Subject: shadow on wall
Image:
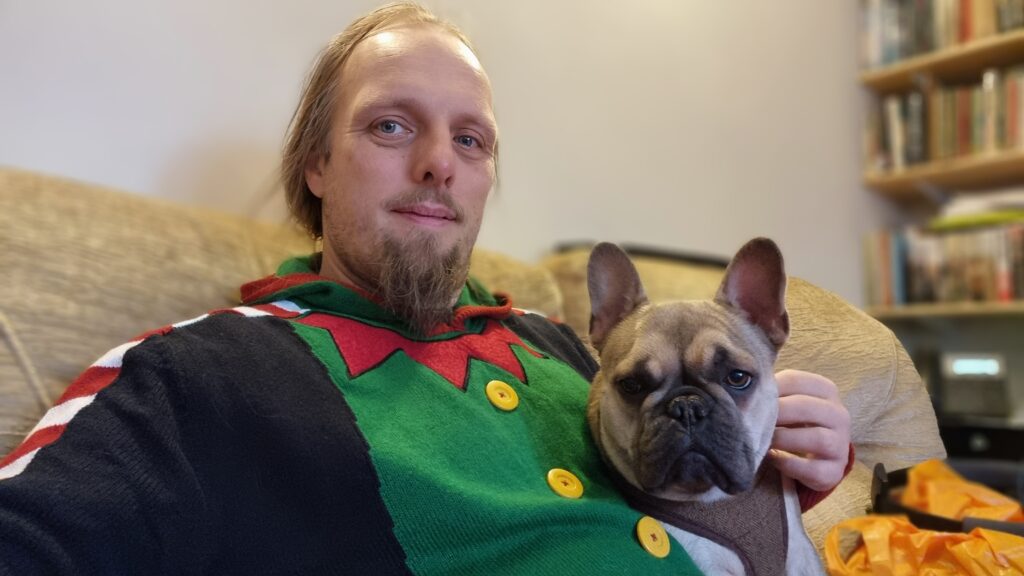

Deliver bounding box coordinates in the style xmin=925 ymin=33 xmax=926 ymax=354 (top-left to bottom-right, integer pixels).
xmin=156 ymin=141 xmax=291 ymax=225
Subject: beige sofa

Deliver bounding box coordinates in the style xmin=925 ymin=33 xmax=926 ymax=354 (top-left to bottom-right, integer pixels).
xmin=0 ymin=167 xmax=946 ymax=554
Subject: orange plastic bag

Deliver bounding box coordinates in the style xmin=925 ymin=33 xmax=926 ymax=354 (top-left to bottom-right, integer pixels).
xmin=826 ymin=459 xmax=1024 ymax=575
xmin=901 ymin=460 xmax=1024 ymax=523
xmin=825 ymin=515 xmax=1024 ymax=575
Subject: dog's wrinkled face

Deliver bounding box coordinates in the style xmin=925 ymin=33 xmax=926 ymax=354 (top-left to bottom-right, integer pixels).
xmin=586 ymin=239 xmax=789 ymax=503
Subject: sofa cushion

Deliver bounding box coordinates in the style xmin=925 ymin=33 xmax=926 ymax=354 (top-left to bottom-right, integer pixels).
xmin=0 ymin=310 xmax=49 ymax=454
xmin=469 ymin=250 xmax=563 ymax=319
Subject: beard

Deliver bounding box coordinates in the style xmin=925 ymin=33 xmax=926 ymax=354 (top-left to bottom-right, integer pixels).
xmin=317 ymin=187 xmax=475 ymax=336
xmin=372 ymin=232 xmax=468 ymax=336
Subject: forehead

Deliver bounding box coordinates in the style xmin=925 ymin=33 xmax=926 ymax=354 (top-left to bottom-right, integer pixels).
xmin=337 ymin=24 xmax=494 ymax=119
xmin=618 ymin=303 xmax=772 ymax=378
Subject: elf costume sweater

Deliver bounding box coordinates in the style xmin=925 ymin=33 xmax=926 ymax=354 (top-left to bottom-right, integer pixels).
xmin=0 ymin=256 xmax=711 ymax=575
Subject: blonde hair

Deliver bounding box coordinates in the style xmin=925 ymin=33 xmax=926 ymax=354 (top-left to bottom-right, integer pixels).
xmin=281 ymin=2 xmax=477 ymax=238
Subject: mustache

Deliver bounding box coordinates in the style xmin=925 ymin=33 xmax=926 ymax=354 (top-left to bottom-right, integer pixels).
xmin=384 ymin=188 xmax=464 ymax=222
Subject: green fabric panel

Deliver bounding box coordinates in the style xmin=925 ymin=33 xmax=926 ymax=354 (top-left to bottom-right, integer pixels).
xmin=275 ymin=254 xmax=319 ymax=275
xmin=291 ymin=321 xmax=701 ymax=575
xmin=267 ymin=255 xmax=498 ymax=318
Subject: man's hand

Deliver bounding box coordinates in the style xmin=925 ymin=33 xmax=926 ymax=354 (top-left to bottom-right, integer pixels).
xmin=768 ymin=369 xmax=851 ymax=492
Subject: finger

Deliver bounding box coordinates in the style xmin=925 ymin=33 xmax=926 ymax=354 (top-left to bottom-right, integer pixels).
xmin=768 ymin=449 xmax=845 ymax=492
xmin=776 ymin=395 xmax=849 ymax=429
xmin=775 ymin=369 xmax=839 ymax=401
xmin=772 ymin=427 xmax=847 ymax=461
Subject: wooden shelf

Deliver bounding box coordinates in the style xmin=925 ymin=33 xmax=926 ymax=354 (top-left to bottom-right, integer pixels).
xmin=863 ymin=149 xmax=1024 ymax=199
xmin=868 ymin=300 xmax=1024 ymax=320
xmin=861 ymin=29 xmax=1024 ymax=93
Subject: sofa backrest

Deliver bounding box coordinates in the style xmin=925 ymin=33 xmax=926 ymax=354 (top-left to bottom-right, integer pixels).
xmin=0 ymin=167 xmax=562 ymax=456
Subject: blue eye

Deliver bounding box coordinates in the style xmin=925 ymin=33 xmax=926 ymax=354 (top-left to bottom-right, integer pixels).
xmin=377 ymin=120 xmax=406 ymax=135
xmin=455 ymin=134 xmax=478 ymax=148
xmin=724 ymin=370 xmax=753 ymax=390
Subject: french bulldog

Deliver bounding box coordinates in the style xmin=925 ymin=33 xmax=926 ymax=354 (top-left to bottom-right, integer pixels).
xmin=585 ymin=238 xmax=823 ymax=576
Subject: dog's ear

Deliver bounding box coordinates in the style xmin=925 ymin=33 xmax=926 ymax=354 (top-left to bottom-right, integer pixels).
xmin=714 ymin=237 xmax=789 ymax=350
xmin=588 ymin=243 xmax=649 ymax=351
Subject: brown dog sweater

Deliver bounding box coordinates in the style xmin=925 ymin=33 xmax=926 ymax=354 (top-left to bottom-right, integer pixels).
xmin=613 ymin=463 xmax=789 ymax=576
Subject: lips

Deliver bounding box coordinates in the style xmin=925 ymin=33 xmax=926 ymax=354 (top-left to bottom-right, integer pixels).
xmin=391 ymin=202 xmax=457 ymax=222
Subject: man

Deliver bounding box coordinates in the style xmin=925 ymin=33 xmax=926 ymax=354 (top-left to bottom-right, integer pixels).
xmin=0 ymin=3 xmax=850 ymax=574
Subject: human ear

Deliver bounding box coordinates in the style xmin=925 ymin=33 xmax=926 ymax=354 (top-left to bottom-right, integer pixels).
xmin=304 ymin=153 xmax=327 ymax=199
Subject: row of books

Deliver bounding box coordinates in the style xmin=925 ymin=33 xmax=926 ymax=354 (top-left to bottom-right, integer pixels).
xmin=862 ymin=0 xmax=1021 ymax=69
xmin=864 ymin=66 xmax=1024 ymax=172
xmin=864 ymin=222 xmax=1024 ymax=306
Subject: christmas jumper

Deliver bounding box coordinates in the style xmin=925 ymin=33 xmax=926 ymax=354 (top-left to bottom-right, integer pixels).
xmin=0 ymin=256 xmax=708 ymax=575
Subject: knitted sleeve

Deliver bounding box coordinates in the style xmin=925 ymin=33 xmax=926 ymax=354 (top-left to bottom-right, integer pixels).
xmin=795 ymin=443 xmax=857 ymax=512
xmin=0 ymin=334 xmax=213 ymax=575
xmin=0 ymin=312 xmax=418 ymax=576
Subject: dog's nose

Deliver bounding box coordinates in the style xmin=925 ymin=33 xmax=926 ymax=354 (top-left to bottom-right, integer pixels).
xmin=667 ymin=389 xmax=711 ymax=426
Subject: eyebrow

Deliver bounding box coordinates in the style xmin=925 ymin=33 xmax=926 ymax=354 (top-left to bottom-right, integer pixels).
xmin=709 ymin=344 xmax=756 ymax=372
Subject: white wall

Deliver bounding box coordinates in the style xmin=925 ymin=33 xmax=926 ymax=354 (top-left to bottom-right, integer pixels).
xmin=0 ymin=1 xmax=897 ymax=305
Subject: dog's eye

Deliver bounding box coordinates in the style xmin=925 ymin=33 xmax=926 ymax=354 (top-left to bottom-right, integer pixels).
xmin=724 ymin=370 xmax=753 ymax=390
xmin=616 ymin=376 xmax=644 ymax=395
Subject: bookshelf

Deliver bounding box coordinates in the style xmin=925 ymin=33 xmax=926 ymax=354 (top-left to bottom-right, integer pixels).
xmin=868 ymin=299 xmax=1024 ymax=320
xmin=860 ymin=2 xmax=1024 ymax=436
xmin=861 ymin=2 xmax=1024 ymax=314
xmin=861 ymin=28 xmax=1024 ymax=93
xmin=861 ymin=3 xmax=1024 ymax=203
xmin=864 ymin=148 xmax=1024 ymax=197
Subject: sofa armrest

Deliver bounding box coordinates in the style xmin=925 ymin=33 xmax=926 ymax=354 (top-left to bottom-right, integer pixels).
xmin=777 ymin=278 xmax=947 ymax=471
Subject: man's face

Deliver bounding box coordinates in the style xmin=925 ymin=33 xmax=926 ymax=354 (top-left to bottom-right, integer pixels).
xmin=306 ymin=24 xmax=497 ymax=310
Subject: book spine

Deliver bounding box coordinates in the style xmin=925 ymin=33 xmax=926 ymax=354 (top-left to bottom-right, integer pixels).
xmin=996 ymin=227 xmax=1013 ymax=301
xmin=865 ymin=0 xmax=883 ymax=68
xmin=892 ymin=230 xmax=908 ymax=305
xmin=982 ymin=69 xmax=1000 ymax=152
xmin=883 ymin=0 xmax=902 ymax=64
xmin=886 ymin=95 xmax=908 ymax=170
xmin=972 ymin=86 xmax=983 ymax=154
xmin=907 ymin=92 xmax=927 ymax=163
xmin=1011 ymin=224 xmax=1024 ymax=299
xmin=880 ymin=231 xmax=894 ymax=306
xmin=947 ymin=88 xmax=954 ymax=157
xmin=864 ymin=232 xmax=882 ymax=306
xmin=958 ymin=88 xmax=971 ymax=156
xmin=951 ymin=0 xmax=963 ymax=45
xmin=961 ymin=0 xmax=973 ymax=42
xmin=1006 ymin=70 xmax=1018 ymax=148
xmin=1016 ymin=69 xmax=1024 ymax=149
xmin=929 ymin=88 xmax=943 ymax=160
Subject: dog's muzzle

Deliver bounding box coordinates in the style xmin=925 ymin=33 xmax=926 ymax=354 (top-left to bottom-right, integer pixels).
xmin=666 ymin=387 xmax=713 ymax=429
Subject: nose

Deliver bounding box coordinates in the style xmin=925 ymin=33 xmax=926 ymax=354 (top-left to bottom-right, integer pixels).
xmin=667 ymin=388 xmax=712 ymax=427
xmin=412 ymin=130 xmax=455 ymax=189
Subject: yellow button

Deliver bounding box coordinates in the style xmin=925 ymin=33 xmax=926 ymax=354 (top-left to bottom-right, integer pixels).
xmin=636 ymin=516 xmax=670 ymax=558
xmin=546 ymin=468 xmax=584 ymax=499
xmin=485 ymin=380 xmax=519 ymax=411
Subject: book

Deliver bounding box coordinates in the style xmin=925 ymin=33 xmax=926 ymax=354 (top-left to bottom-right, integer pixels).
xmin=865 ymin=215 xmax=1024 ymax=306
xmin=862 ymin=0 xmax=1003 ymax=65
xmin=982 ymin=69 xmax=1001 ymax=152
xmin=1005 ymin=68 xmax=1019 ymax=148
xmin=907 ymin=91 xmax=928 ymax=163
xmin=886 ymin=95 xmax=908 ymax=170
